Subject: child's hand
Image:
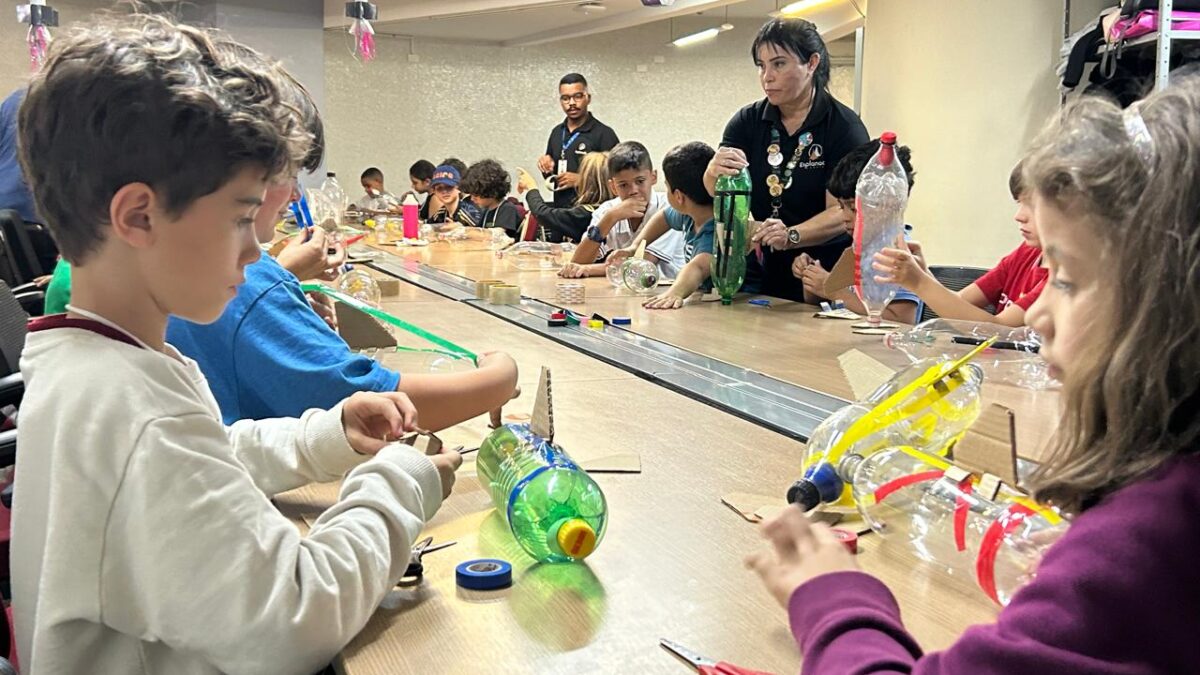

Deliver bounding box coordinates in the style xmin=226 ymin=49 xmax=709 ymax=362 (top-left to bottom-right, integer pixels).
xmin=429 ymin=445 xmax=463 ymax=499
xmin=745 ymin=505 xmax=858 ymax=608
xmin=516 ymin=168 xmax=539 ymax=194
xmin=611 ymin=196 xmax=648 ymax=222
xmin=644 ymin=291 xmax=685 ymax=310
xmin=305 ymin=290 xmax=338 ymax=331
xmin=907 ymin=240 xmax=929 ymax=271
xmin=278 ymin=228 xmax=345 ymax=281
xmin=607 ymin=248 xmax=634 ymax=266
xmin=341 ymin=391 xmax=419 ymax=455
xmin=558 ymin=262 xmax=587 ymax=278
xmin=873 ymin=239 xmax=928 ymax=290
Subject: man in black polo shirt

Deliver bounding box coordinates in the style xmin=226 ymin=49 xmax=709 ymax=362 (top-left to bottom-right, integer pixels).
xmin=537 ymin=73 xmax=620 ymax=212
xmin=705 ymin=18 xmax=868 ymax=302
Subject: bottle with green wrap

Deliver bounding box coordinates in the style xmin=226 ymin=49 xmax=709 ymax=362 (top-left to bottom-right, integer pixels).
xmin=712 ymin=168 xmax=752 ymax=305
xmin=476 ymin=423 xmax=608 ymax=563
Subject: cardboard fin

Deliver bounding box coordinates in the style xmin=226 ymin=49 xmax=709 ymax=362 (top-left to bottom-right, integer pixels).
xmin=951 ymin=403 xmax=1019 ymax=484
xmin=530 ymin=366 xmax=554 ymax=441
xmin=823 ymin=248 xmax=856 ymax=297
xmin=336 ymin=302 xmax=398 ymax=350
xmin=838 ymin=349 xmax=896 ymax=401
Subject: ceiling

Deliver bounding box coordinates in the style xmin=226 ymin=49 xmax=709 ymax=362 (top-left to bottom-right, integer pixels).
xmin=325 ymin=0 xmax=866 ymax=47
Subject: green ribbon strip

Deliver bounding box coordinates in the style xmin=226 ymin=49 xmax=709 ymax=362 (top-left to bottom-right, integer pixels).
xmin=302 ymin=283 xmax=478 ymax=364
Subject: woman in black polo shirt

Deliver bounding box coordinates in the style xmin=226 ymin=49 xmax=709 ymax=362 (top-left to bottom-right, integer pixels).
xmin=704 ymin=18 xmax=868 ymax=302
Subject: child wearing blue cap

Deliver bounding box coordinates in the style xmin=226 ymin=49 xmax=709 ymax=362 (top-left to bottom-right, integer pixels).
xmin=420 ymin=163 xmax=480 ymax=227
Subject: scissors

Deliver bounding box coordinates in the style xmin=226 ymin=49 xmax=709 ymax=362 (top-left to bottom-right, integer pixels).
xmin=660 ymin=638 xmax=776 ymax=675
xmin=397 ymin=537 xmax=457 ymax=587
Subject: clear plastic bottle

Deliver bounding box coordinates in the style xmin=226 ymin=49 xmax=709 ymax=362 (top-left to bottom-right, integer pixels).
xmin=787 ymin=358 xmax=984 ymax=511
xmin=885 ymin=318 xmax=1054 ymax=390
xmin=713 ymin=168 xmax=752 ymax=305
xmin=854 ymin=132 xmax=908 ymax=326
xmin=320 ymin=172 xmax=350 ymax=225
xmin=841 ymin=446 xmax=1067 ymax=606
xmin=476 ymin=424 xmax=608 ymax=563
xmin=336 ymin=264 xmax=381 ymax=308
xmin=621 ymin=258 xmax=659 ymax=295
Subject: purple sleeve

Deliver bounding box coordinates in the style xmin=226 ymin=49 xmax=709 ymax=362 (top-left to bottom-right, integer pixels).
xmin=788 ymin=463 xmax=1200 ymax=674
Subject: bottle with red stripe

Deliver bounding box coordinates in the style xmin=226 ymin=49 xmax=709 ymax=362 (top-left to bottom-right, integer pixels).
xmin=840 ymin=446 xmax=1067 ymax=605
xmin=853 ymin=132 xmax=907 ymax=327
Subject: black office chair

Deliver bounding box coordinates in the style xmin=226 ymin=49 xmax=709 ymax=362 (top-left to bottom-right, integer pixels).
xmin=918 ymin=265 xmax=991 ymax=323
xmin=0 ymin=211 xmax=43 ymax=286
xmin=0 ymin=280 xmax=29 ymax=498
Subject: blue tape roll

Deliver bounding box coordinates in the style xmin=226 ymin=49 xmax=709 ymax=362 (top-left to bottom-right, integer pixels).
xmin=456 ymin=559 xmax=513 ymax=591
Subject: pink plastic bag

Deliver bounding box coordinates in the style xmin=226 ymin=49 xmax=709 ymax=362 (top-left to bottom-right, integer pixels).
xmin=1110 ymin=9 xmax=1200 ymax=42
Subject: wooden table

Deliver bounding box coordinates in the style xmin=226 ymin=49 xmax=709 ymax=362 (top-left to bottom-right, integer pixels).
xmin=276 ymin=276 xmax=1001 ymax=674
xmin=366 ymin=237 xmax=1060 ymax=462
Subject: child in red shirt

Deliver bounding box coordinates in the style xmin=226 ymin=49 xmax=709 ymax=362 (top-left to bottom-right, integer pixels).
xmin=873 ymin=161 xmax=1046 ymax=326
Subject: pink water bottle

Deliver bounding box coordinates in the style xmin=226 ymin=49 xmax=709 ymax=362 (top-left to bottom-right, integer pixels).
xmin=402 ymin=193 xmax=419 ymax=239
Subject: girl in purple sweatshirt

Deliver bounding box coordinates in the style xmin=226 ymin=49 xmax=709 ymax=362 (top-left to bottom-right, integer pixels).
xmin=746 ymin=72 xmax=1200 ymax=674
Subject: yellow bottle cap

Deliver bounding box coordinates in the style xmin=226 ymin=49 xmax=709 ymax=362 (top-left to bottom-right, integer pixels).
xmin=555 ymin=519 xmax=597 ymax=559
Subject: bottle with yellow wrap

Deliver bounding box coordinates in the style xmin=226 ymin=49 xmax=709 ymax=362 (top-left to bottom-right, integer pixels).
xmin=477 ymin=424 xmax=608 ymax=563
xmin=787 ymin=341 xmax=994 ymax=512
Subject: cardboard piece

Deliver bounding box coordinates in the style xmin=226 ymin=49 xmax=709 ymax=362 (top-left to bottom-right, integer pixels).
xmin=951 ymin=403 xmax=1019 ymax=484
xmin=633 ymin=240 xmax=647 ymax=260
xmin=851 ymin=326 xmax=896 ymax=336
xmin=336 ymin=302 xmax=398 ymax=350
xmin=978 ymin=473 xmax=1003 ymax=501
xmin=399 ymin=430 xmax=443 ymax=456
xmin=813 ymin=308 xmax=862 ymax=321
xmin=267 ymin=238 xmax=290 ymax=258
xmin=722 ymin=492 xmax=789 ymax=523
xmin=530 ymin=366 xmax=554 ymax=441
xmin=837 ymin=349 xmax=896 ymax=401
xmin=377 ymin=277 xmax=401 ymax=297
xmin=822 ymin=248 xmax=856 ymax=297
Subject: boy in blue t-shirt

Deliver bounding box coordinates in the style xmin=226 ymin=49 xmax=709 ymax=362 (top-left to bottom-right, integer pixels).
xmin=608 ymin=141 xmax=727 ymax=309
xmin=792 ymin=138 xmax=923 ymax=324
xmin=166 ymin=57 xmax=518 ymax=429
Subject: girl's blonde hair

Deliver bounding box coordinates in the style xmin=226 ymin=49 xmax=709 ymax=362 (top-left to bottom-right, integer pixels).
xmin=1024 ymin=70 xmax=1200 ymax=512
xmin=574 ymin=151 xmax=613 ymax=208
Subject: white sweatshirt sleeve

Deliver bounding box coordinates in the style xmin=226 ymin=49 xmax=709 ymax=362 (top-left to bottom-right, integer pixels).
xmin=101 ymin=412 xmax=443 ymax=675
xmin=225 ymin=403 xmax=365 ymax=497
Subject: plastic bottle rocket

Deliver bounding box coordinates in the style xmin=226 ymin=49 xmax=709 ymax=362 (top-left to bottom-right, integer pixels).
xmin=839 ymin=445 xmax=1066 ymax=605
xmin=320 ymin=172 xmax=349 ymax=225
xmin=712 ymin=168 xmax=752 ymax=305
xmin=402 ymin=193 xmax=420 ymax=239
xmin=620 ymin=241 xmax=658 ymax=295
xmin=854 ymin=132 xmax=908 ymax=327
xmin=335 ymin=264 xmax=381 ymax=308
xmin=786 ymin=339 xmax=996 ymax=512
xmin=885 ymin=318 xmax=1054 ymax=390
xmin=476 ymin=368 xmax=608 ymax=563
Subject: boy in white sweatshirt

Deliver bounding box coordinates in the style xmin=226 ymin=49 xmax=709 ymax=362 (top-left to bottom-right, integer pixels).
xmin=11 ymin=13 xmax=462 ymax=675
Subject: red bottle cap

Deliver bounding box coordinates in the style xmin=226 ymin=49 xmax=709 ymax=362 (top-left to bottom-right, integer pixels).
xmin=881 ymin=131 xmax=897 ymax=145
xmin=831 ymin=528 xmax=858 ymax=554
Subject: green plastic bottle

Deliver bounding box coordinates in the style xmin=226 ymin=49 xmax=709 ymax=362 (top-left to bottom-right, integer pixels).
xmin=476 ymin=424 xmax=608 ymax=563
xmin=712 ymin=168 xmax=752 ymax=305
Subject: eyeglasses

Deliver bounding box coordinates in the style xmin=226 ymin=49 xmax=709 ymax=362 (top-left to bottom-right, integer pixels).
xmin=559 ymin=93 xmax=588 ymax=104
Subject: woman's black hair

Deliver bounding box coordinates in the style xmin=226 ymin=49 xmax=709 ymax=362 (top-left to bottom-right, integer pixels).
xmin=751 ymin=18 xmax=831 ymax=92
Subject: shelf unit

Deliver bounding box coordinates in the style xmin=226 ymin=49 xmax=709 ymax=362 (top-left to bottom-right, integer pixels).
xmin=1069 ymin=0 xmax=1200 ymax=90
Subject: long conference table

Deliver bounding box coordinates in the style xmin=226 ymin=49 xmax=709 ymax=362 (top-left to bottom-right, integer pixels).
xmin=275 ymin=231 xmax=1061 ymax=674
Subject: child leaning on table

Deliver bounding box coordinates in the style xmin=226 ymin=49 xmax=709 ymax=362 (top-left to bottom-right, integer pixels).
xmin=12 ymin=13 xmax=462 ymax=674
xmin=746 ymin=73 xmax=1200 ymax=673
xmin=164 ymin=44 xmax=518 ymax=429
